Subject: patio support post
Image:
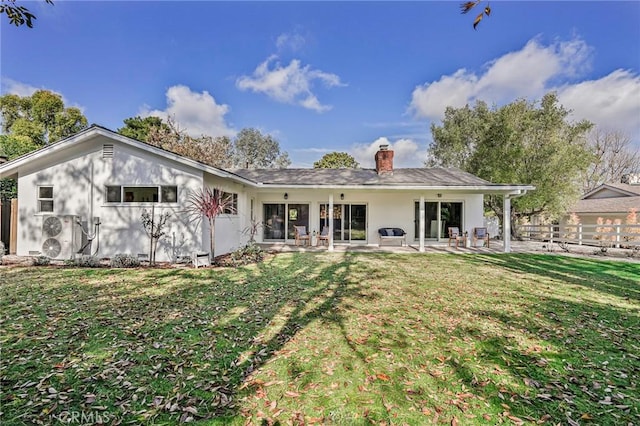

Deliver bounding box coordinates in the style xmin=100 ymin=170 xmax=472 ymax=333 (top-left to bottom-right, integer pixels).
xmin=419 ymin=195 xmax=425 ymax=252
xmin=503 ymin=195 xmax=511 ymax=253
xmin=328 ymin=193 xmax=334 ymax=251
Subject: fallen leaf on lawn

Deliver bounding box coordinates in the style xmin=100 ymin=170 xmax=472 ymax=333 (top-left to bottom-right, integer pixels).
xmin=285 ymin=391 xmax=300 ymax=398
xmin=376 ymin=373 xmax=391 ymax=381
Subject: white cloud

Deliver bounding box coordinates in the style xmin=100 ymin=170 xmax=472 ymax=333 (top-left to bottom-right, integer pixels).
xmin=409 ymin=35 xmax=639 ymax=145
xmin=409 ymin=37 xmax=594 ymax=121
xmin=140 ymin=85 xmax=235 ymax=138
xmin=236 ymin=55 xmax=345 ymax=112
xmin=276 ymin=30 xmax=306 ymax=52
xmin=1 ymin=77 xmax=80 ymax=110
xmin=1 ymin=78 xmax=41 ymax=97
xmin=351 ymin=137 xmax=426 ymax=168
xmin=557 ymin=69 xmax=640 ymax=141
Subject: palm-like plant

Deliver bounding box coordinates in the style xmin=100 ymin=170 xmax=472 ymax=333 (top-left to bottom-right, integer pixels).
xmin=185 ymin=187 xmax=236 ymax=263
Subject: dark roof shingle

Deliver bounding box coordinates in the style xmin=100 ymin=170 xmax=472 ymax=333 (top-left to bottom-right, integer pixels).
xmin=230 ymin=167 xmax=495 ymax=187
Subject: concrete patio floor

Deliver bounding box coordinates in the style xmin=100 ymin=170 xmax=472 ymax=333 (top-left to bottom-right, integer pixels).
xmin=259 ymin=240 xmax=640 ymax=262
xmin=261 ymin=240 xmax=517 ymax=254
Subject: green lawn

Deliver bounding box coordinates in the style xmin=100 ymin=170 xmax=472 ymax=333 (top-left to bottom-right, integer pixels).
xmin=1 ymin=253 xmax=638 ymax=425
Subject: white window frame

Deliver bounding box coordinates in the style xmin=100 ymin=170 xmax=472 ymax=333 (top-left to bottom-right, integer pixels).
xmin=104 ymin=185 xmax=179 ymax=204
xmin=37 ymin=185 xmax=54 ymax=213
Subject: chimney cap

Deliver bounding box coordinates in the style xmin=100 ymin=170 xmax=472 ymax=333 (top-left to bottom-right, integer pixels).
xmin=379 ymin=144 xmax=389 ymax=151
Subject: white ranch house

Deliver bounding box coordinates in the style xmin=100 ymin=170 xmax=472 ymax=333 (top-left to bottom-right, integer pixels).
xmin=0 ymin=126 xmax=533 ymax=261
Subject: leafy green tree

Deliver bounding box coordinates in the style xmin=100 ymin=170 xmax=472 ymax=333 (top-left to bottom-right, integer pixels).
xmin=0 ymin=90 xmax=87 ymax=146
xmin=119 ymin=116 xmax=234 ymax=168
xmin=313 ymin=151 xmax=360 ymax=169
xmin=427 ymin=93 xmax=594 ymax=234
xmin=0 ymin=134 xmax=39 ymax=160
xmin=0 ymin=134 xmax=40 ymax=199
xmin=233 ymin=128 xmax=290 ymax=169
xmin=117 ymin=116 xmax=169 ymax=141
xmin=1 ymin=0 xmax=53 ymax=28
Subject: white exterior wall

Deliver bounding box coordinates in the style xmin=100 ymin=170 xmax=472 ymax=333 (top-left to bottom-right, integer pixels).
xmin=202 ymin=175 xmax=251 ymax=256
xmin=254 ymin=189 xmax=485 ymax=244
xmin=16 ymin=135 xmax=206 ymax=261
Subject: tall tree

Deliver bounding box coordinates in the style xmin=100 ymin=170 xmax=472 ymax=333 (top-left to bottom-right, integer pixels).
xmin=427 ymin=93 xmax=594 ymax=234
xmin=0 ymin=90 xmax=88 ymax=146
xmin=581 ymin=129 xmax=640 ymax=193
xmin=233 ymin=128 xmax=290 ymax=169
xmin=117 ymin=116 xmax=169 ymax=141
xmin=1 ymin=0 xmax=53 ymax=28
xmin=118 ymin=116 xmax=234 ymax=169
xmin=313 ymin=151 xmax=360 ymax=169
xmin=0 ymin=134 xmax=40 ymax=199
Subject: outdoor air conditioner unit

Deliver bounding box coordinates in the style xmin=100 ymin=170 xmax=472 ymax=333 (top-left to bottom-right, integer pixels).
xmin=41 ymin=215 xmax=82 ymax=259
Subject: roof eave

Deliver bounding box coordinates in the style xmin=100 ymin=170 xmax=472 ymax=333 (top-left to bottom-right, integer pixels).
xmin=253 ymin=183 xmax=534 ymax=193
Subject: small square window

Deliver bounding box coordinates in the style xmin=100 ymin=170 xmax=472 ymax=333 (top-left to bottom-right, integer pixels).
xmin=161 ymin=186 xmax=178 ymax=203
xmin=106 ymin=186 xmax=122 ymax=203
xmin=39 ymin=187 xmax=53 ymax=199
xmin=38 ymin=186 xmax=54 ymax=212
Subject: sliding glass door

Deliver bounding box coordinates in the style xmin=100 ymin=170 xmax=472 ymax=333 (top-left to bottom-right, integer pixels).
xmin=263 ymin=203 xmax=309 ymax=241
xmin=414 ymin=201 xmax=463 ymax=240
xmin=319 ymin=204 xmax=367 ymax=242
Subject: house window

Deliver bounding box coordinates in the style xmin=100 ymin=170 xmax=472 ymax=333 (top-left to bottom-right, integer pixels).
xmin=105 ymin=185 xmax=179 ymax=203
xmin=123 ymin=187 xmax=158 ymax=202
xmin=161 ymin=186 xmax=178 ymax=203
xmin=414 ymin=201 xmax=463 ymax=239
xmin=263 ymin=203 xmax=310 ymax=240
xmin=223 ymin=192 xmax=238 ymax=214
xmin=38 ymin=186 xmax=54 ymax=212
xmin=106 ymin=186 xmax=121 ymax=203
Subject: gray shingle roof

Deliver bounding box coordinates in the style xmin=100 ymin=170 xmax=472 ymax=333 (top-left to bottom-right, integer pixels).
xmin=230 ymin=167 xmax=497 ymax=187
xmin=571 ymin=196 xmax=640 ymax=214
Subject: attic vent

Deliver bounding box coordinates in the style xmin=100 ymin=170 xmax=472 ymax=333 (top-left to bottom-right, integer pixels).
xmin=102 ymin=144 xmax=114 ymax=159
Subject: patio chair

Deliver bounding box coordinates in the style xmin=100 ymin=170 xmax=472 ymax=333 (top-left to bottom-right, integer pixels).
xmin=317 ymin=226 xmax=330 ymax=246
xmin=294 ymin=225 xmax=310 ymax=246
xmin=472 ymin=227 xmax=490 ymax=248
xmin=448 ymin=227 xmax=464 ymax=248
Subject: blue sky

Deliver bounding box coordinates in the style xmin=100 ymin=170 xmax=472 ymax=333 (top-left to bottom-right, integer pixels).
xmin=2 ymin=1 xmax=639 ymax=167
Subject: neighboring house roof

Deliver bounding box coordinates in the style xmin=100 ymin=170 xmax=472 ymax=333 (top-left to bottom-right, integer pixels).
xmin=0 ymin=125 xmax=533 ymax=194
xmin=582 ymin=182 xmax=640 ymax=199
xmin=571 ymin=196 xmax=640 ymax=214
xmin=569 ymin=181 xmax=640 ymax=214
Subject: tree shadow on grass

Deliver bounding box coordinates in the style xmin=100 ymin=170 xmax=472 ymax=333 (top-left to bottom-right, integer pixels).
xmin=0 ymin=252 xmax=374 ymax=424
xmin=444 ymin=254 xmax=640 ymax=424
xmin=470 ymin=254 xmax=639 ymax=301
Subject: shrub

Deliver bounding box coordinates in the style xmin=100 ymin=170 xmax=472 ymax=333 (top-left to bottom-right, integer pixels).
xmin=65 ymin=255 xmax=102 ymax=268
xmin=33 ymin=255 xmax=51 ymax=266
xmin=222 ymin=242 xmax=265 ymax=267
xmin=110 ymin=254 xmax=141 ymax=268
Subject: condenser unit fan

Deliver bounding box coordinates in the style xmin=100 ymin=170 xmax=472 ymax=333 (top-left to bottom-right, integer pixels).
xmin=42 ymin=238 xmax=62 ymax=258
xmin=43 ymin=216 xmax=63 ymax=237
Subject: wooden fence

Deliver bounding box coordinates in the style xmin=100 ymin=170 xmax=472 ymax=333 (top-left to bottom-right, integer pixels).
xmin=515 ymin=223 xmax=640 ymax=249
